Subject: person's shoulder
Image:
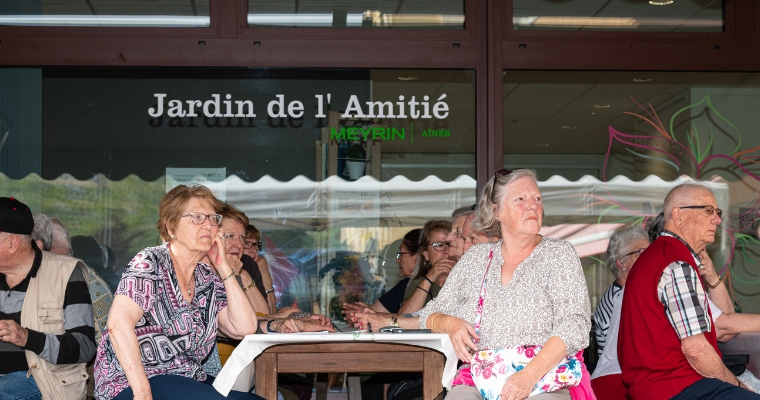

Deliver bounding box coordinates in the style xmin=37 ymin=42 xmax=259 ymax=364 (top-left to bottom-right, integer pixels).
xmin=539 ymin=237 xmax=578 ymax=254
xmin=125 ymin=244 xmax=168 ymax=273
xmin=464 ymin=240 xmax=498 ymax=259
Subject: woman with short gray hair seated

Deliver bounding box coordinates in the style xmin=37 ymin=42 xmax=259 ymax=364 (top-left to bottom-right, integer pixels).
xmin=593 ymin=226 xmax=649 ymax=356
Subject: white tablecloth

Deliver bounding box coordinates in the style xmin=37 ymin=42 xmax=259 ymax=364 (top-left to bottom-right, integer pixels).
xmin=212 ymin=332 xmax=457 ymax=396
xmin=718 ymin=332 xmax=760 ymax=377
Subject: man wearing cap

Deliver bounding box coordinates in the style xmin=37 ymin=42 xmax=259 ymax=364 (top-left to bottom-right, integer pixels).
xmin=0 ymin=197 xmax=96 ymax=400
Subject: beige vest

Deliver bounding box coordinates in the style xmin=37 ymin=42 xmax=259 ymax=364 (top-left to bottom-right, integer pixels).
xmin=21 ymin=251 xmax=89 ymax=400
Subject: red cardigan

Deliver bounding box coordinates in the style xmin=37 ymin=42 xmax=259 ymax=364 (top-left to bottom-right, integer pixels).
xmin=619 ymin=236 xmax=720 ymax=400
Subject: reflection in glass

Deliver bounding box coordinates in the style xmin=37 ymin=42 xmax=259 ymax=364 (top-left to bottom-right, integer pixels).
xmin=513 ymin=0 xmax=723 ymax=32
xmin=503 ymin=70 xmax=760 ymax=312
xmin=0 ymin=0 xmax=209 ymax=27
xmin=248 ymin=1 xmax=464 ymax=29
xmin=0 ymin=67 xmax=475 ymax=320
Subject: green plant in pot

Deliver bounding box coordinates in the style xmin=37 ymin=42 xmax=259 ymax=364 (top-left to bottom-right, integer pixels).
xmin=347 ymin=143 xmax=366 ymax=161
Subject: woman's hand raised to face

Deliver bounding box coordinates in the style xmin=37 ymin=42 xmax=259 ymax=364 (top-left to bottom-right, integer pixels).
xmin=427 ymin=258 xmax=455 ymax=283
xmin=205 ymin=227 xmax=228 ymax=273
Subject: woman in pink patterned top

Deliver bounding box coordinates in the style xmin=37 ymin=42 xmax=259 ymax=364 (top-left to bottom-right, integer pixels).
xmin=93 ymin=185 xmax=266 ymax=400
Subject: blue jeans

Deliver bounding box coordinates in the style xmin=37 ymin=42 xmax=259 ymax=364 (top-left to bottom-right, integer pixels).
xmin=112 ymin=374 xmax=264 ymax=400
xmin=0 ymin=371 xmax=42 ymax=400
xmin=671 ymin=377 xmax=760 ymax=400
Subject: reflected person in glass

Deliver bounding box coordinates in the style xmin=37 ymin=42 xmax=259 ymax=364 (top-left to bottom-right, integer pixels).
xmin=342 ymin=228 xmax=422 ymax=320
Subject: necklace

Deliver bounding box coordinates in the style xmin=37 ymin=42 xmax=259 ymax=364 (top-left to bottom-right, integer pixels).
xmin=168 ymin=245 xmax=194 ymax=298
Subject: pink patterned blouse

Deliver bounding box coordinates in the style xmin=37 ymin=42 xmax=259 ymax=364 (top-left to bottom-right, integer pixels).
xmin=93 ymin=244 xmax=228 ymax=400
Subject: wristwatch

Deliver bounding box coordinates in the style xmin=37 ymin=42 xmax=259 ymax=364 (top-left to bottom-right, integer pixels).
xmin=267 ymin=320 xmax=278 ymax=333
xmin=265 ymin=288 xmax=275 ymax=294
xmin=391 ymin=316 xmax=399 ymax=327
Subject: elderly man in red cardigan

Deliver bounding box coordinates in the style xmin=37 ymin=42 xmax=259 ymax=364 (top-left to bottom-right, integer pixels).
xmin=619 ymin=183 xmax=760 ymax=400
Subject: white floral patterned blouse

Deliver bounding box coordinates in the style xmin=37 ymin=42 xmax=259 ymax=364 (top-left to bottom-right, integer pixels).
xmin=417 ymin=237 xmax=591 ymax=355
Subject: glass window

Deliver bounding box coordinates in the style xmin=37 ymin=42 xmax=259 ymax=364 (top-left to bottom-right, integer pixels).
xmin=247 ymin=1 xmax=464 ymax=29
xmin=0 ymin=67 xmax=475 ymax=320
xmin=0 ymin=0 xmax=209 ymax=27
xmin=513 ymin=0 xmax=724 ymax=32
xmin=504 ymin=71 xmax=760 ymax=313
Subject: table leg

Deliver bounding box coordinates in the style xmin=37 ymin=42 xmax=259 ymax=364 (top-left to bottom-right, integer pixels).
xmin=316 ymin=373 xmax=328 ymax=400
xmin=255 ymin=353 xmax=278 ymax=400
xmin=422 ymin=351 xmax=444 ymax=400
xmin=347 ymin=374 xmax=362 ymax=400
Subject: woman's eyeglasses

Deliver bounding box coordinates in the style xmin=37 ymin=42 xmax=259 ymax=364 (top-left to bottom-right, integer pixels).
xmin=181 ymin=212 xmax=223 ymax=226
xmin=678 ymin=205 xmax=723 ymax=219
xmin=396 ymin=251 xmax=413 ymax=259
xmin=622 ymin=248 xmax=646 ymax=259
xmin=430 ymin=241 xmax=450 ymax=252
xmin=244 ymin=240 xmax=263 ymax=251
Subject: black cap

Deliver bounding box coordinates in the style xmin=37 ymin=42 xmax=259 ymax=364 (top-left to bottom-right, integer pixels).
xmin=0 ymin=197 xmax=34 ymax=235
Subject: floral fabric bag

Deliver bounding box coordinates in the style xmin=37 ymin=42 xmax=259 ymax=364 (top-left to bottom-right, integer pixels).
xmin=469 ymin=245 xmax=582 ymax=399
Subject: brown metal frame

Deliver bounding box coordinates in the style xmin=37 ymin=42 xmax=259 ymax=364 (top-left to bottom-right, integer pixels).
xmin=2 ymin=0 xmax=760 ymax=188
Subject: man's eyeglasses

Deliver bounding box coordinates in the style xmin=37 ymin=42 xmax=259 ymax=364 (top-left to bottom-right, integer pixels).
xmin=181 ymin=212 xmax=223 ymax=226
xmin=244 ymin=240 xmax=262 ymax=251
xmin=678 ymin=205 xmax=723 ymax=219
xmin=396 ymin=251 xmax=413 ymax=259
xmin=622 ymin=248 xmax=646 ymax=259
xmin=430 ymin=241 xmax=450 ymax=252
xmin=223 ymin=233 xmax=246 ymax=243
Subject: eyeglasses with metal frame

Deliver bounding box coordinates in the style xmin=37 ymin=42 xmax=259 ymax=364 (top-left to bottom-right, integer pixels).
xmin=181 ymin=212 xmax=223 ymax=226
xmin=677 ymin=205 xmax=723 ymax=219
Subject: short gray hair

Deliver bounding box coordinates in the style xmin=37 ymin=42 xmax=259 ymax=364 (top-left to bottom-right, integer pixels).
xmin=606 ymin=226 xmax=649 ymax=278
xmin=32 ymin=213 xmax=54 ymax=251
xmin=50 ymin=217 xmax=73 ymax=256
xmin=471 ymin=169 xmax=539 ymax=237
xmin=663 ymin=182 xmax=715 ymax=224
xmin=451 ymin=205 xmax=476 ymax=219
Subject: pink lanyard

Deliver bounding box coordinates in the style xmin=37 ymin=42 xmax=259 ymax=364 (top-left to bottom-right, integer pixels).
xmin=472 ymin=243 xmax=498 ymax=339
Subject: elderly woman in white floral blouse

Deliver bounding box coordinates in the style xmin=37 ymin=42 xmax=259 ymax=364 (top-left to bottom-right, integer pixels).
xmin=358 ymin=169 xmax=591 ymax=400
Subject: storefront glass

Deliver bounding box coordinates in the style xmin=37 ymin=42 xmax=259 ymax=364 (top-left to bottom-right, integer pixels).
xmin=0 ymin=67 xmax=476 ymax=319
xmin=513 ymin=0 xmax=724 ymax=32
xmin=0 ymin=0 xmax=210 ymax=27
xmin=504 ymin=70 xmax=760 ymax=313
xmin=247 ymin=0 xmax=465 ymax=29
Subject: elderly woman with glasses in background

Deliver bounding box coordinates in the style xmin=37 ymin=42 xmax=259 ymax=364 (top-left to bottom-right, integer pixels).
xmin=94 ymin=185 xmax=268 ymax=400
xmin=593 ymin=226 xmax=650 ymax=357
xmin=243 ymin=224 xmax=276 ymax=314
xmin=397 ymin=220 xmax=454 ymax=315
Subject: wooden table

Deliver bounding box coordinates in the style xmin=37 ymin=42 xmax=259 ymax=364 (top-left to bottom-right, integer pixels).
xmin=212 ymin=332 xmax=457 ymax=400
xmin=255 ymin=341 xmax=444 ymax=400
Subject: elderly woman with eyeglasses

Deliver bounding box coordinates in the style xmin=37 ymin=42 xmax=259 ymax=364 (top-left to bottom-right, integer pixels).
xmin=243 ymin=224 xmax=276 ymax=313
xmin=398 ymin=220 xmax=454 ymax=314
xmin=93 ymin=185 xmax=273 ymax=400
xmin=592 ymin=226 xmax=649 ymax=358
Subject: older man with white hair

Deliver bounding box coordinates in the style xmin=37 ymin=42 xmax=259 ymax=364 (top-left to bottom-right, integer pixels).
xmin=620 ymin=183 xmax=759 ymax=399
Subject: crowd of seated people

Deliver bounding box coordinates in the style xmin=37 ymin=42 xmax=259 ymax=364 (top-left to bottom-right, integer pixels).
xmin=7 ymin=178 xmax=760 ymax=400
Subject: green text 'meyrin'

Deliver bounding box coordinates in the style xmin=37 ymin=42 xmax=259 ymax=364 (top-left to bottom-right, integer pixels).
xmin=330 ymin=127 xmax=405 ymax=141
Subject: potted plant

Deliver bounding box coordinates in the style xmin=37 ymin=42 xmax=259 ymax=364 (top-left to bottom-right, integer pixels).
xmin=345 ymin=143 xmax=367 ymax=180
